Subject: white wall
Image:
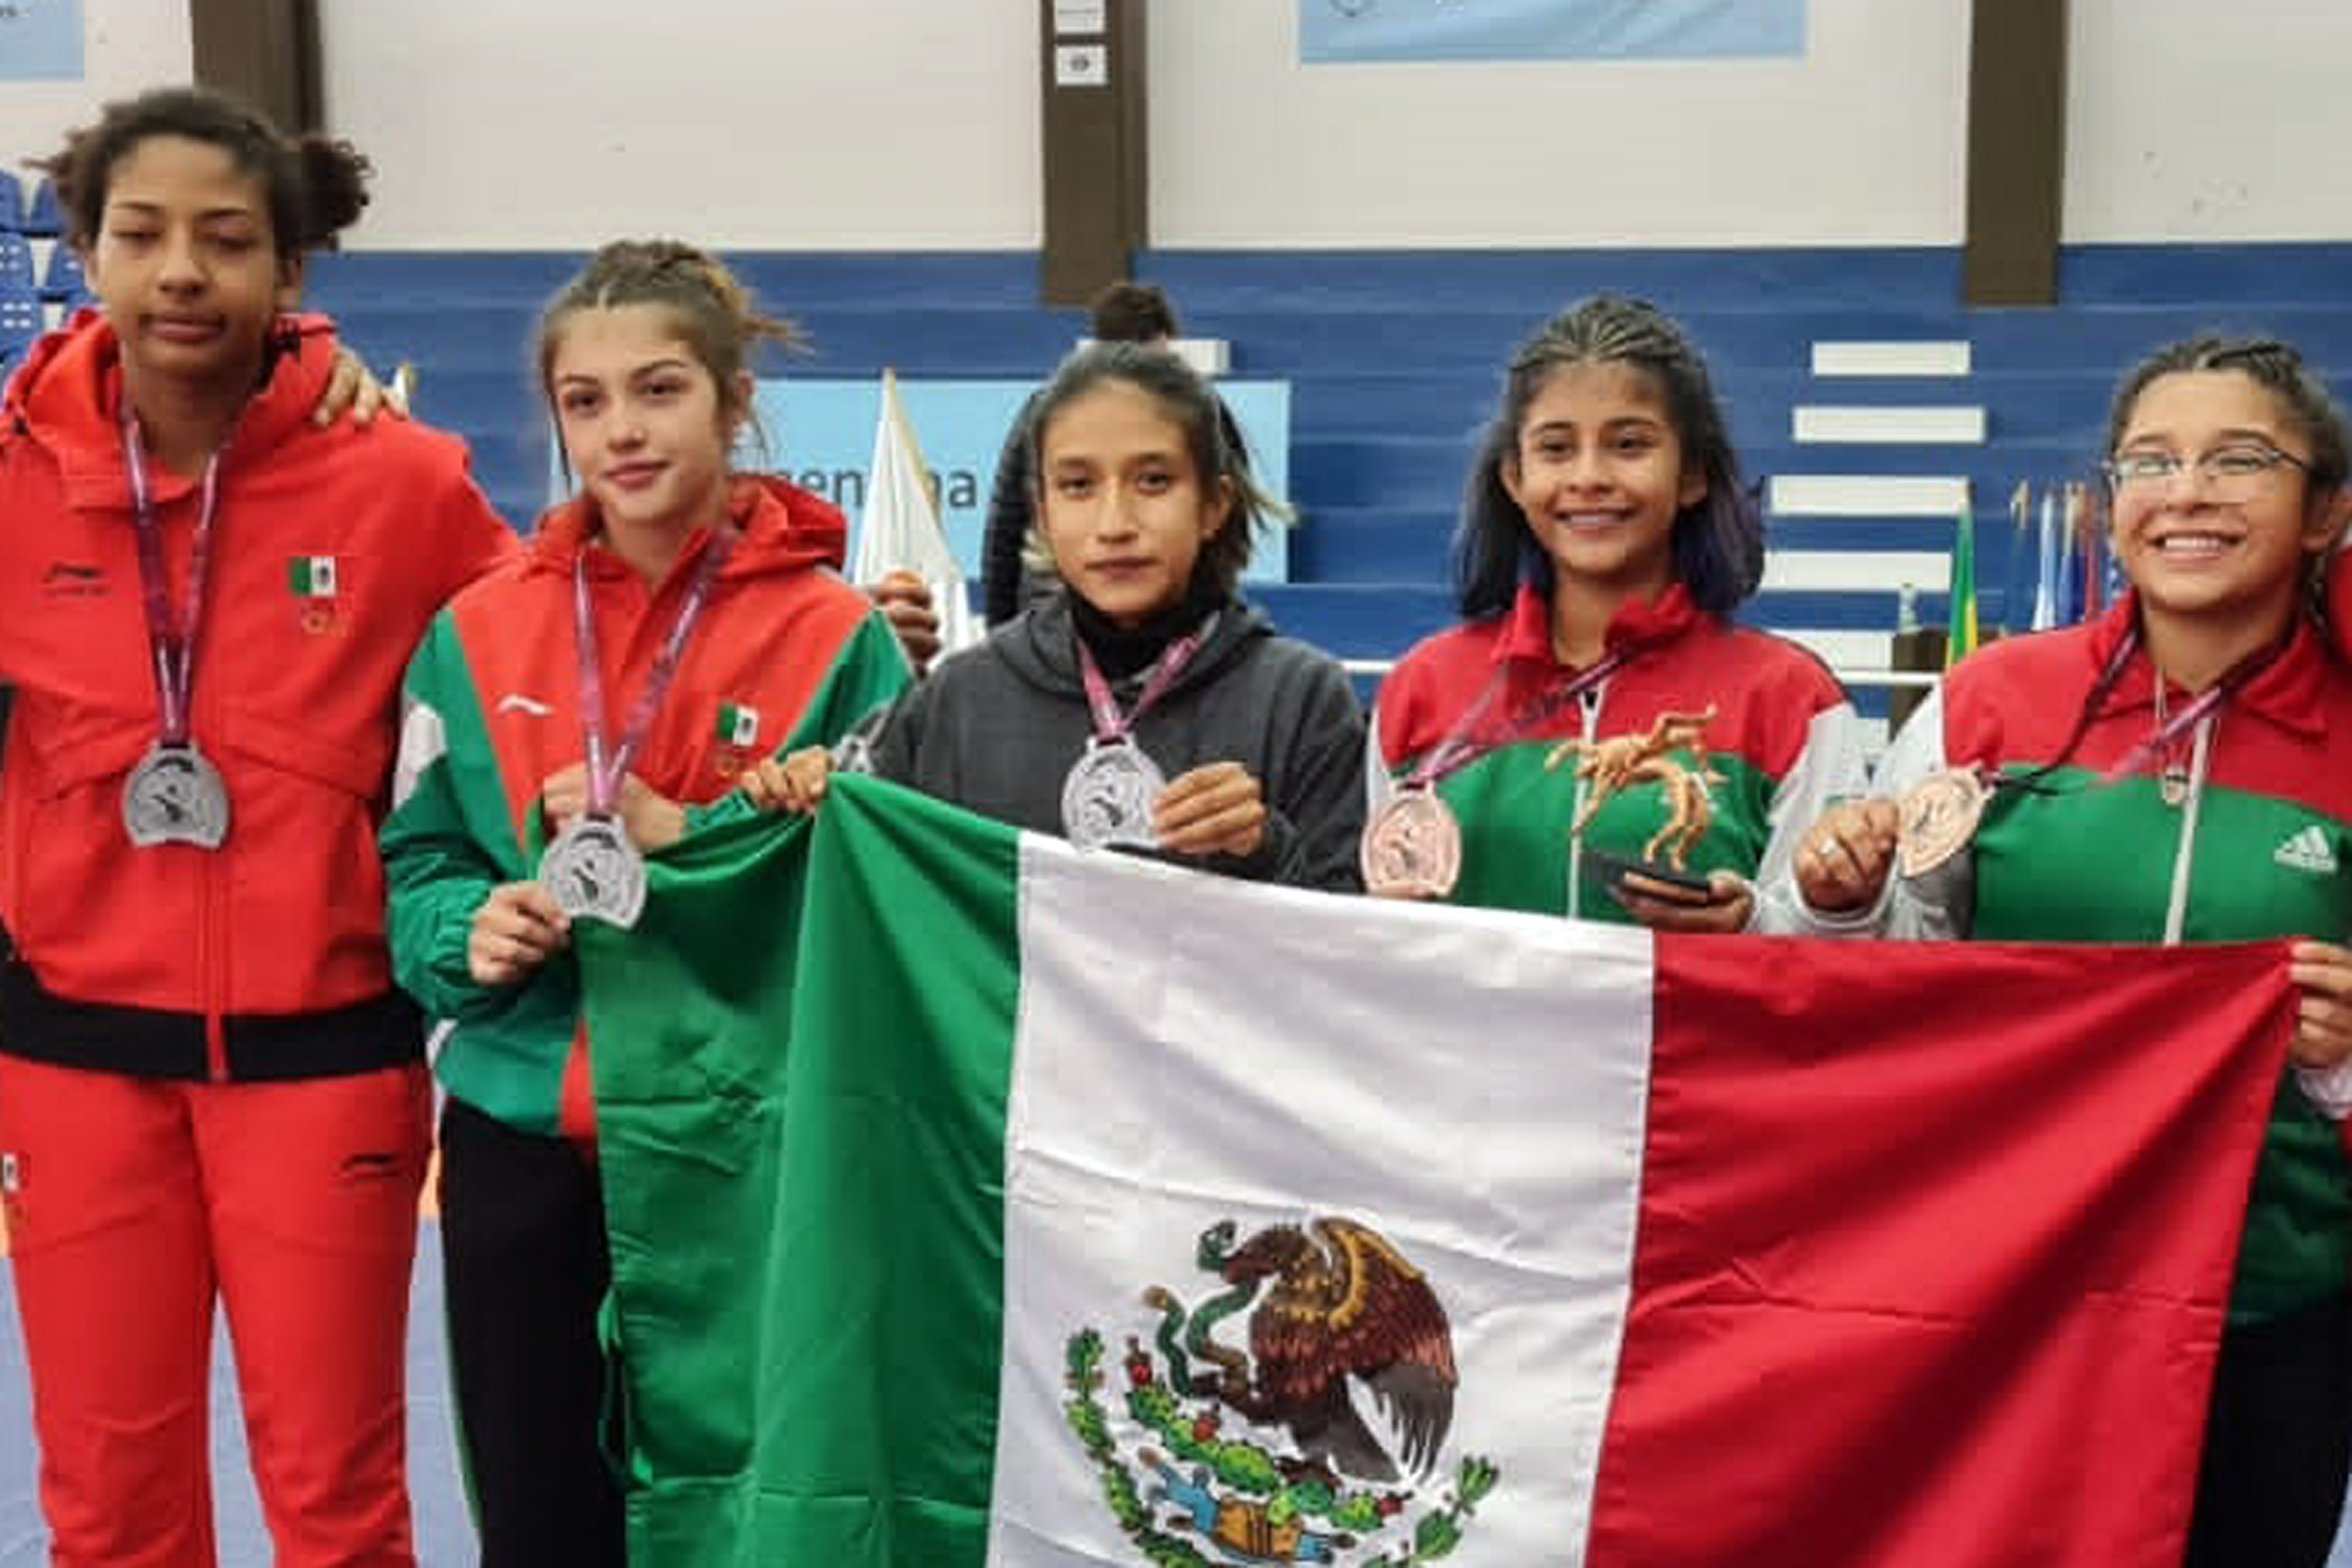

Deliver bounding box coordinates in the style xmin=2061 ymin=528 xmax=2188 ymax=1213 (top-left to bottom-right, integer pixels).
xmin=316 ymin=0 xmax=1041 ymax=249
xmin=2065 ymin=0 xmax=2352 ymax=243
xmin=1148 ymin=0 xmax=1973 ymax=248
xmin=12 ymin=1 xmax=2352 ymax=252
xmin=0 ymin=0 xmax=191 ymax=174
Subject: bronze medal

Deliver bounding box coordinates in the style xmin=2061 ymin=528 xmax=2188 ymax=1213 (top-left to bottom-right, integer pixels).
xmin=1896 ymin=768 xmax=1987 ymax=879
xmin=1361 ymin=786 xmax=1462 ymax=899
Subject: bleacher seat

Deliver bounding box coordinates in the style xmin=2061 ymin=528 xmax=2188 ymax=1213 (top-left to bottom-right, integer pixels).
xmin=0 ymin=286 xmax=44 ymax=365
xmin=40 ymin=243 xmax=86 ymax=305
xmin=0 ymin=235 xmax=31 ymax=292
xmin=22 ymin=176 xmax=61 ymax=239
xmin=0 ymin=171 xmax=22 ymax=235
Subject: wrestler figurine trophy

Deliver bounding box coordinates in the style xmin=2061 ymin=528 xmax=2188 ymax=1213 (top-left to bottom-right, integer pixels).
xmin=1544 ymin=705 xmax=1722 ymax=898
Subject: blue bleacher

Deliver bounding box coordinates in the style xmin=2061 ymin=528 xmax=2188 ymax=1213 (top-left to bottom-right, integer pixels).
xmin=0 ymin=285 xmax=44 ymax=366
xmin=20 ymin=175 xmax=60 ymax=239
xmin=0 ymin=235 xmax=31 ymax=294
xmin=0 ymin=171 xmax=22 ymax=235
xmin=38 ymin=243 xmax=85 ymax=305
xmin=298 ymin=242 xmax=2352 ymax=705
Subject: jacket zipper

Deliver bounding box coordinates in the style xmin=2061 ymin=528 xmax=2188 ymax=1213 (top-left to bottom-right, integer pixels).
xmin=2160 ymin=713 xmax=2213 ymax=946
xmin=1565 ymin=682 xmax=1605 ymax=918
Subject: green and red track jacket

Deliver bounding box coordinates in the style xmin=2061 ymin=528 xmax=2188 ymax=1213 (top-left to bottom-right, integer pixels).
xmin=381 ymin=476 xmax=908 ymax=1137
xmin=1374 ymin=582 xmax=1865 ymax=923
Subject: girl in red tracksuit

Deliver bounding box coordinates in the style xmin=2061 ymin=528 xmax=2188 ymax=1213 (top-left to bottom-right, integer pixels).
xmin=0 ymin=88 xmax=514 ymax=1566
xmin=379 ymin=240 xmax=909 ymax=1568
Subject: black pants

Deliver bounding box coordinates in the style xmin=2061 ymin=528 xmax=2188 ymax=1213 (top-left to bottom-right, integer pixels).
xmin=2183 ymin=1292 xmax=2352 ymax=1568
xmin=439 ymin=1097 xmax=627 ymax=1568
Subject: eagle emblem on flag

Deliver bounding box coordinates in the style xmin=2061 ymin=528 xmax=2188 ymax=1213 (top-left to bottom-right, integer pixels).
xmin=1065 ymin=1217 xmax=1497 ymax=1565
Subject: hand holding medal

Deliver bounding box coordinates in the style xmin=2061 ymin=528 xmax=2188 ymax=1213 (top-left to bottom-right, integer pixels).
xmin=1362 ymin=647 xmax=1643 ymax=900
xmin=537 ymin=763 xmax=688 ymax=930
xmin=1152 ymin=760 xmax=1266 ymax=861
xmin=1063 ymin=627 xmax=1203 ymax=852
xmin=1795 ymin=797 xmax=1902 ymax=913
xmin=536 ymin=529 xmax=734 ymax=929
xmin=467 ymin=881 xmax=570 ymax=986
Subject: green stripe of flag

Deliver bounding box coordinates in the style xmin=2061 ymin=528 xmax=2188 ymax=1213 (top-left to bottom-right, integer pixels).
xmin=579 ymin=777 xmax=1021 ymax=1565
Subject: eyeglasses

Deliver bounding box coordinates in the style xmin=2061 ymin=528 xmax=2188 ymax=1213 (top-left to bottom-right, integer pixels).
xmin=2103 ymin=443 xmax=2311 ymax=496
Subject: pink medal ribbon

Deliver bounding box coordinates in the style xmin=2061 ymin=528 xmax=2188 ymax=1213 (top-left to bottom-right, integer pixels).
xmin=117 ymin=402 xmax=232 ymax=848
xmin=1061 ymin=624 xmax=1208 ymax=850
xmin=537 ymin=526 xmax=738 ymax=926
xmin=2095 ymin=627 xmax=2286 ymax=799
xmin=1900 ymin=626 xmax=2285 ymax=877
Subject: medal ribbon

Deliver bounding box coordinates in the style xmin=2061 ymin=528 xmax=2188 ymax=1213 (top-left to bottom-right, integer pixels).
xmin=1075 ymin=623 xmax=1208 ymax=744
xmin=1404 ymin=646 xmax=1639 ymax=790
xmin=119 ymin=402 xmax=224 ymax=745
xmin=2095 ymin=627 xmax=2288 ymax=786
xmin=572 ymin=526 xmax=739 ymax=817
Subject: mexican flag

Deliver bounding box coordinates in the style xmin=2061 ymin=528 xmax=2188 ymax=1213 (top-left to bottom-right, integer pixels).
xmin=287 ymin=554 xmax=339 ymax=596
xmin=580 ymin=776 xmax=2293 ymax=1568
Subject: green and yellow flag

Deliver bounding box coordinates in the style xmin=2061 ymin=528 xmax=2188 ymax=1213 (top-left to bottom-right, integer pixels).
xmin=1945 ymin=490 xmax=1978 ymax=667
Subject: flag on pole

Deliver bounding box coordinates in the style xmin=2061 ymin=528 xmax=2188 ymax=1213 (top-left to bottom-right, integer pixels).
xmin=1945 ymin=486 xmax=1978 ymax=666
xmin=2033 ymin=486 xmax=2060 ymax=631
xmin=578 ymin=777 xmax=2292 ymax=1568
xmin=2055 ymin=485 xmax=2084 ymax=627
xmin=1997 ymin=481 xmax=2031 ymax=638
xmin=855 ymin=368 xmax=980 ymax=658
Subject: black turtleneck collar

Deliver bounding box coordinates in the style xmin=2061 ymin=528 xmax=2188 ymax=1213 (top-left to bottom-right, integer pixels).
xmin=1068 ymin=578 xmax=1228 ymax=682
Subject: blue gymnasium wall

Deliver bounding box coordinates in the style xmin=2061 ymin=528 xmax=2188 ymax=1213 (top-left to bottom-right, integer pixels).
xmin=305 ymin=242 xmax=2352 ymax=724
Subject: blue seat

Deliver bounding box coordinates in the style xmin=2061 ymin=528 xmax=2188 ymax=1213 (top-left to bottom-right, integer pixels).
xmin=22 ymin=177 xmax=61 ymax=238
xmin=0 ymin=287 xmax=43 ymax=364
xmin=40 ymin=243 xmax=86 ymax=304
xmin=0 ymin=172 xmax=23 ymax=234
xmin=0 ymin=235 xmax=32 ymax=292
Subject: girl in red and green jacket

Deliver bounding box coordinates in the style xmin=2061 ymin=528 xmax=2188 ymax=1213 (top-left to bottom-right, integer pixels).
xmin=379 ymin=240 xmax=907 ymax=1568
xmin=1372 ymin=295 xmax=1864 ymax=928
xmin=0 ymin=88 xmax=514 ymax=1566
xmin=1794 ymin=336 xmax=2352 ymax=1568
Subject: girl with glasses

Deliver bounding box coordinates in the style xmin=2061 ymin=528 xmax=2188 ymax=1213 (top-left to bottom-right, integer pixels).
xmin=1785 ymin=335 xmax=2352 ymax=1568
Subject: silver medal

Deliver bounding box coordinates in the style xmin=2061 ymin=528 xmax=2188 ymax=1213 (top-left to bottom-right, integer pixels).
xmin=1060 ymin=736 xmax=1166 ymax=852
xmin=122 ymin=742 xmax=230 ymax=849
xmin=538 ymin=815 xmax=649 ymax=929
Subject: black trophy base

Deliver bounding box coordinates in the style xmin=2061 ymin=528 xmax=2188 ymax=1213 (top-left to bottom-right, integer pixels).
xmin=1584 ymin=847 xmax=1716 ymax=898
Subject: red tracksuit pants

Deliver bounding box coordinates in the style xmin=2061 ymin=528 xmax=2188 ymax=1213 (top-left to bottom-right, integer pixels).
xmin=0 ymin=1055 xmax=429 ymax=1568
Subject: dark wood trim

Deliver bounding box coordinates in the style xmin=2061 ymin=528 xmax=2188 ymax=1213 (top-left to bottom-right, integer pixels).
xmin=189 ymin=0 xmax=323 ymax=132
xmin=1040 ymin=0 xmax=1148 ymax=306
xmin=1963 ymin=0 xmax=2068 ymax=306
